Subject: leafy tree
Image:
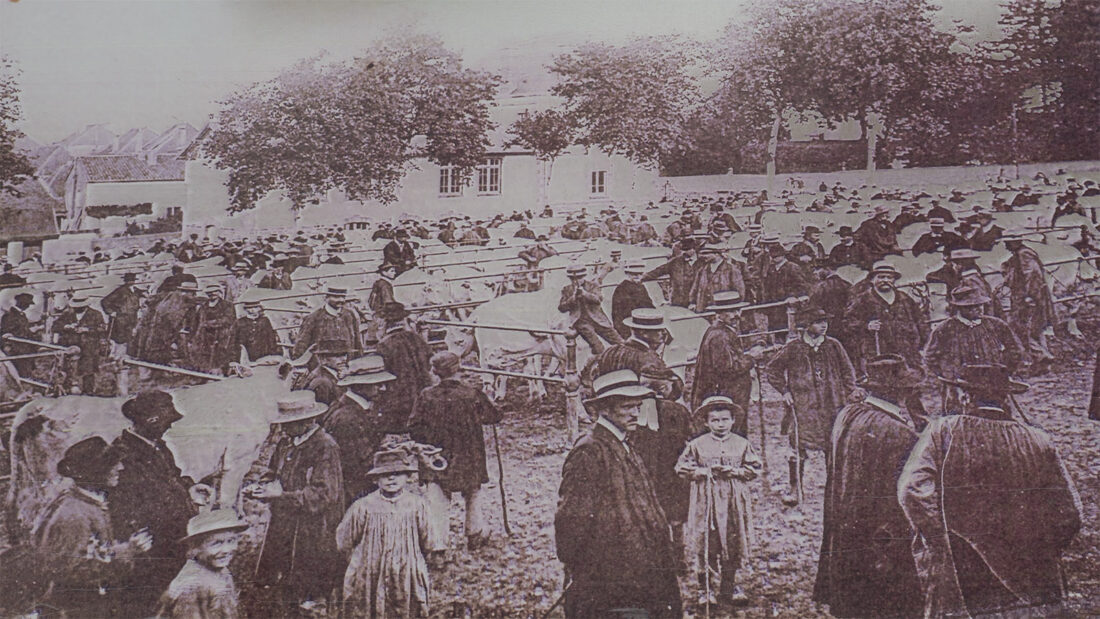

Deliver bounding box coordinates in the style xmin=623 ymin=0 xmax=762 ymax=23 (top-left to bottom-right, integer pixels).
xmin=506 ymin=109 xmax=575 ymax=205
xmin=549 ymin=37 xmax=701 ymax=168
xmin=0 ymin=57 xmax=35 ymax=197
xmin=205 ymin=36 xmax=501 ymax=212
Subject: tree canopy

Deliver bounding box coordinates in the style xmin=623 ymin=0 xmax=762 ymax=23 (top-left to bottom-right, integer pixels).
xmin=0 ymin=57 xmax=35 ymax=197
xmin=204 ymin=36 xmax=501 ymax=212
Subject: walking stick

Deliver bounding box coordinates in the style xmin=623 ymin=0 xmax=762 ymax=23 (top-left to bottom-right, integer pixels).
xmin=788 ymin=401 xmax=804 ymax=505
xmin=703 ymin=470 xmax=713 ymax=619
xmin=491 ymin=424 xmax=513 ymax=536
xmin=753 ymin=367 xmax=768 ymax=480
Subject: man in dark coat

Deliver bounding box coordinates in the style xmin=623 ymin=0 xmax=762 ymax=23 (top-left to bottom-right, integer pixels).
xmin=642 ymin=238 xmax=697 ymax=307
xmin=1 ymin=291 xmax=40 ymax=377
xmin=814 ymin=355 xmax=923 ymax=618
xmin=854 ymin=205 xmax=900 ymax=264
xmin=924 ymin=283 xmax=1024 ymax=387
xmin=184 ymin=285 xmax=238 ymax=374
xmin=54 ymin=295 xmax=108 ymax=394
xmin=109 ymin=390 xmax=198 ymax=616
xmin=589 ymin=308 xmax=671 ymax=381
xmin=514 ymin=222 xmax=536 ymax=239
xmin=1002 ymin=239 xmax=1058 ymax=370
xmin=158 ymin=264 xmax=197 ymax=293
xmin=689 ymin=246 xmax=748 ymax=313
xmin=633 ymin=367 xmax=694 ymax=532
xmin=246 ymin=392 xmax=344 ymax=615
xmin=292 ymin=286 xmax=361 ymax=362
xmin=0 ymin=263 xmax=26 ymax=289
xmin=766 ymin=308 xmax=858 ymax=505
xmin=911 ymin=217 xmax=966 ymax=257
xmin=408 ymin=351 xmax=503 ymax=551
xmin=376 ymin=302 xmax=433 ymax=434
xmin=788 ymin=226 xmax=826 ymax=266
xmin=134 ymin=281 xmax=202 ymax=364
xmin=382 ymin=229 xmax=418 ymax=274
xmin=611 ymin=262 xmax=656 ymax=338
xmin=966 ymin=212 xmax=1004 ymax=251
xmin=691 ymin=291 xmax=766 ymax=437
xmin=899 ymin=365 xmax=1081 ymax=618
xmin=826 ymin=226 xmax=866 ymax=268
xmin=843 ymin=262 xmax=926 ymax=372
xmin=100 ymin=272 xmax=143 ymax=349
xmin=892 ymin=202 xmax=926 ymax=232
xmin=324 ymin=354 xmax=394 ymax=505
xmin=555 ymin=369 xmax=683 ymax=618
xmin=235 ymin=299 xmax=281 ymax=361
xmin=559 ymin=264 xmax=622 ymax=354
xmin=258 ymin=259 xmax=293 ymax=290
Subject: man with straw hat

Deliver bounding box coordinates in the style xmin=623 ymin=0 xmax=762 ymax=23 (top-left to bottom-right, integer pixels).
xmin=555 ymin=369 xmax=682 ymax=618
xmin=924 ymin=283 xmax=1023 ymax=409
xmin=293 ymin=285 xmax=362 ymax=362
xmin=325 ymin=354 xmax=396 ymax=505
xmin=235 ymin=298 xmax=281 ymax=362
xmin=590 ymin=308 xmax=672 ymax=380
xmin=843 ymin=261 xmax=926 ymax=372
xmin=245 ymin=391 xmax=344 ymax=616
xmin=100 ymin=272 xmax=144 ymax=352
xmin=900 ymin=364 xmax=1081 ymax=618
xmin=156 ymin=509 xmax=249 ymax=619
xmin=559 ymin=263 xmax=622 ymax=354
xmin=408 ymin=351 xmax=502 ymax=554
xmin=186 ymin=284 xmax=237 ymax=374
xmin=766 ymin=308 xmax=858 ymax=506
xmin=689 ymin=244 xmax=748 ymax=314
xmin=692 ymin=290 xmax=767 ymax=437
xmin=1001 ymin=238 xmax=1058 ymax=372
xmin=54 ymin=293 xmax=108 ymax=394
xmin=1 ymin=290 xmax=41 ymax=377
xmin=815 ymin=354 xmax=924 ymax=618
xmin=611 ymin=261 xmax=656 ymax=339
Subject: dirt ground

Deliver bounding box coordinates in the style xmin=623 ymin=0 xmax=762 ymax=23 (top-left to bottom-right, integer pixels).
xmin=424 ymin=334 xmax=1100 ymax=618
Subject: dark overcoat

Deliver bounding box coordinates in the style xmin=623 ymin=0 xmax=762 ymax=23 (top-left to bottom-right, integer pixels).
xmin=377 ymin=327 xmax=434 ymax=433
xmin=765 ymin=336 xmax=856 ymax=452
xmin=691 ymin=322 xmax=754 ymax=431
xmin=293 ymin=306 xmax=361 ymax=358
xmin=632 ymin=399 xmax=694 ymax=525
xmin=610 ymin=280 xmax=655 ymax=339
xmin=235 ymin=315 xmax=280 ymax=361
xmin=555 ymin=424 xmax=682 ymax=618
xmin=642 ymin=255 xmax=695 ymax=307
xmin=843 ymin=288 xmax=926 ymax=369
xmin=55 ymin=307 xmax=107 ymax=377
xmin=408 ymin=378 xmax=502 ymax=493
xmin=321 ymin=392 xmax=386 ymax=505
xmin=100 ymin=284 xmax=142 ymax=344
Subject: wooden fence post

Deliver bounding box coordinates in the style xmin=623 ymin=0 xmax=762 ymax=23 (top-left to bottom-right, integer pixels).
xmin=564 ymin=331 xmax=582 ymax=440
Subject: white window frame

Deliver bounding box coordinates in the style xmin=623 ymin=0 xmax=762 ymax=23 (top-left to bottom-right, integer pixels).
xmin=477 ymin=157 xmax=503 ymax=195
xmin=591 ymin=170 xmax=606 ymax=195
xmin=439 ymin=165 xmax=464 ymax=197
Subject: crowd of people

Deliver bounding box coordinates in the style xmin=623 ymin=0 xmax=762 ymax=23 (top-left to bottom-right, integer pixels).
xmin=0 ymin=169 xmax=1094 ymax=618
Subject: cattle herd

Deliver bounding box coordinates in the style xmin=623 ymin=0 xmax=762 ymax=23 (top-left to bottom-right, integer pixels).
xmin=0 ymin=165 xmax=1098 ymax=618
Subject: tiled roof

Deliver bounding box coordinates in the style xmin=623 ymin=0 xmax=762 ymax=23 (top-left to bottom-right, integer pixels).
xmin=77 ymin=155 xmax=185 ymax=183
xmin=0 ymin=178 xmax=62 ymax=243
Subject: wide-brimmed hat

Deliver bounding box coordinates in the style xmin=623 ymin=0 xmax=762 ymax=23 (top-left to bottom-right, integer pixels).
xmin=623 ymin=261 xmax=646 ymax=275
xmin=121 ymin=272 xmax=138 ymax=282
xmin=859 ymin=354 xmax=923 ymax=390
xmin=837 ymin=226 xmax=854 ymax=237
xmin=377 ymin=262 xmax=399 ymax=274
xmin=57 ymin=436 xmax=120 ymax=483
xmin=69 ymin=295 xmax=90 ymax=308
xmin=366 ymin=448 xmax=419 ymax=477
xmin=337 ymin=354 xmax=396 ymax=386
xmin=13 ymin=291 xmax=34 ymax=303
xmin=178 ymin=281 xmax=200 ymax=292
xmin=180 ymin=509 xmax=249 ymax=544
xmin=271 ymin=391 xmax=328 ymax=424
xmin=873 ymin=204 xmax=890 ymax=215
xmin=122 ymin=390 xmax=182 ymax=426
xmin=378 ymin=301 xmax=409 ymax=322
xmin=799 ymin=307 xmax=829 ymax=327
xmin=622 ymin=308 xmax=668 ymax=331
xmin=803 ymin=225 xmax=821 ymax=235
xmin=708 ymin=290 xmax=749 ymax=312
xmin=870 ymin=262 xmax=901 ymax=279
xmin=937 ymin=363 xmax=1029 ymax=395
xmin=694 ymin=395 xmax=744 ymax=421
xmin=583 ymin=369 xmax=654 ymax=406
xmin=948 ymin=283 xmax=991 ymax=307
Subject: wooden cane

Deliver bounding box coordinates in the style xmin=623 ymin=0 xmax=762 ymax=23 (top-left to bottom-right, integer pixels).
xmin=491 ymin=423 xmax=513 ymax=536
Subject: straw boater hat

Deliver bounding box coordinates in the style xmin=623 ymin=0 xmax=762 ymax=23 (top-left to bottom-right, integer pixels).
xmin=179 ymin=509 xmax=249 ymax=544
xmin=938 ymin=363 xmax=1029 ymax=395
xmin=566 ymin=264 xmax=587 ymax=277
xmin=325 ymin=286 xmax=348 ymax=297
xmin=949 ymin=248 xmax=979 ymax=262
xmin=366 ymin=448 xmax=419 ymax=477
xmin=948 ymin=283 xmax=991 ymax=307
xmin=694 ymin=394 xmax=744 ymax=421
xmin=870 ymin=262 xmax=901 ymax=279
xmin=873 ymin=204 xmax=890 ymax=216
xmin=178 ymin=281 xmax=200 ymax=292
xmin=624 ymin=261 xmax=646 ymax=275
xmin=69 ymin=295 xmax=90 ymax=308
xmin=271 ymin=392 xmax=328 ymax=424
xmin=708 ymin=290 xmax=749 ymax=312
xmin=242 ymin=299 xmax=263 ymax=308
xmin=337 ymin=354 xmax=396 ymax=386
xmin=583 ymin=369 xmax=654 ymax=407
xmin=859 ymin=354 xmax=923 ymax=390
xmin=929 ymin=217 xmax=945 ymax=226
xmin=622 ymin=308 xmax=669 ymax=332
xmin=762 ymin=233 xmax=782 ymax=245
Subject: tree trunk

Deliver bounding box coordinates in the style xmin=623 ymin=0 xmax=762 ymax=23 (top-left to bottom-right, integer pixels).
xmin=864 ymin=111 xmax=878 ymax=182
xmin=538 ymin=158 xmax=554 ymax=207
xmin=766 ymin=111 xmax=782 ymax=194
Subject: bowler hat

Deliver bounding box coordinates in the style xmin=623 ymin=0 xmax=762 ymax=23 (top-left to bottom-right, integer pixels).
xmin=799 ymin=307 xmax=829 ymax=326
xmin=803 ymin=226 xmax=821 ymax=235
xmin=430 ymin=350 xmax=462 ymax=376
xmin=937 ymin=363 xmax=1029 ymax=395
xmin=179 ymin=509 xmax=249 ymax=544
xmin=57 ymin=436 xmax=120 ymax=483
xmin=948 ymin=283 xmax=991 ymax=307
xmin=122 ymin=390 xmax=182 ymax=426
xmin=271 ymin=392 xmax=328 ymax=424
xmin=366 ymin=448 xmax=419 ymax=477
xmin=837 ymin=226 xmax=854 ymax=237
xmin=859 ymin=354 xmax=923 ymax=390
xmin=337 ymin=354 xmax=396 ymax=386
xmin=378 ymin=301 xmax=409 ymax=322
xmin=583 ymin=369 xmax=654 ymax=406
xmin=14 ymin=292 xmax=33 ymax=303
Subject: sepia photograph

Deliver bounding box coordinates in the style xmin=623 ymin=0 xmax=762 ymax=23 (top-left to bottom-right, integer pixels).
xmin=0 ymin=0 xmax=1097 ymax=617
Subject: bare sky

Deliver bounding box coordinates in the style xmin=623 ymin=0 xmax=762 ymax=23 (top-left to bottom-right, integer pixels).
xmin=0 ymin=0 xmax=1004 ymax=144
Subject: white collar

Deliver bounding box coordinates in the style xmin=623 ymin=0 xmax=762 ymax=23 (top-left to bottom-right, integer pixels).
xmin=961 ymin=268 xmax=980 ymax=276
xmin=596 ymin=416 xmax=629 ymax=446
xmin=955 ymin=315 xmax=982 ymax=327
xmin=292 ymin=424 xmax=320 ymax=447
xmin=125 ymin=428 xmax=158 ymax=449
xmin=324 ymin=303 xmax=340 ymax=317
xmin=802 ymin=332 xmax=825 ymax=350
xmin=345 ymin=390 xmax=371 ymax=410
xmin=865 ymin=395 xmax=901 ymax=416
xmin=75 ymin=486 xmax=108 ymax=507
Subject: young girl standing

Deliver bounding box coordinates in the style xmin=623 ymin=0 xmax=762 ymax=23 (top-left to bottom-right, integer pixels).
xmin=336 ymin=449 xmax=431 ymax=618
xmin=676 ymin=395 xmax=762 ymax=608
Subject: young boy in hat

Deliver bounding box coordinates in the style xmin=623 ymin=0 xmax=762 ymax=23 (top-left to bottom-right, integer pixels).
xmin=155 ymin=509 xmax=249 ymax=619
xmin=335 ymin=448 xmax=431 ymax=618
